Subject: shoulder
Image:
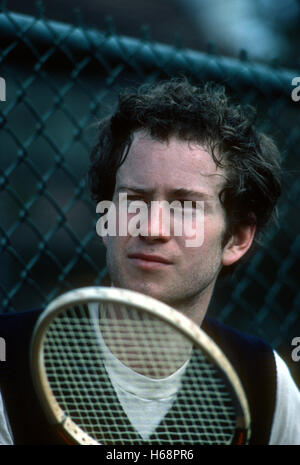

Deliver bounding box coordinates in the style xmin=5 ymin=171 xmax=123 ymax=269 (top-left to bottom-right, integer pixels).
xmin=202 ymin=317 xmax=276 ymax=445
xmin=0 ymin=308 xmax=43 ymax=368
xmin=202 ymin=316 xmax=274 ymax=360
xmin=0 ymin=308 xmax=65 ymax=444
xmin=0 ymin=308 xmax=42 ymax=333
xmin=269 ymin=351 xmax=300 ymax=445
xmin=201 ymin=316 xmax=277 ymax=399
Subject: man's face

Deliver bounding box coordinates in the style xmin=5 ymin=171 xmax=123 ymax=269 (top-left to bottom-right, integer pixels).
xmin=103 ymin=130 xmax=230 ymax=320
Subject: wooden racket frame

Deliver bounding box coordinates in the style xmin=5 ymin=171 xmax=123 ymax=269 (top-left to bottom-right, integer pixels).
xmin=30 ymin=286 xmax=251 ymax=445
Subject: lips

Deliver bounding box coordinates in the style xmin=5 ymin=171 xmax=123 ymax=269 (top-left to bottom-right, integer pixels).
xmin=128 ymin=253 xmax=172 ymax=265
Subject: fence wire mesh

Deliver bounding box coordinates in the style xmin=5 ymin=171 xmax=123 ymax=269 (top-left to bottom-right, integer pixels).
xmin=0 ymin=7 xmax=299 ymax=378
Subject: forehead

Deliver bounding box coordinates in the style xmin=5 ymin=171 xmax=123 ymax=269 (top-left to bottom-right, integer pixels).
xmin=116 ymin=131 xmax=226 ymax=194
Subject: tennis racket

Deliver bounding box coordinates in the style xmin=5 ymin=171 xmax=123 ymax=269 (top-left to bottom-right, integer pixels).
xmin=30 ymin=286 xmax=251 ymax=445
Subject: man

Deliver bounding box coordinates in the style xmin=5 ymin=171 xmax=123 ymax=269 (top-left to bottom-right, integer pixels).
xmin=88 ymin=78 xmax=300 ymax=444
xmin=0 ymin=78 xmax=299 ymax=444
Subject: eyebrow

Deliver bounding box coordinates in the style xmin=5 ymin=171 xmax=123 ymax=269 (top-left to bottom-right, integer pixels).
xmin=117 ymin=185 xmax=215 ymax=200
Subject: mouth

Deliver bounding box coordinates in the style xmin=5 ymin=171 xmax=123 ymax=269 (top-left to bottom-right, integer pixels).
xmin=128 ymin=253 xmax=172 ymax=270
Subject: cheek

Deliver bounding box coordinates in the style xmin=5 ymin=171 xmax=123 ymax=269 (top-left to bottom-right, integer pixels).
xmin=203 ymin=210 xmax=227 ymax=242
xmin=181 ymin=216 xmax=225 ymax=256
xmin=105 ymin=235 xmax=126 ymax=260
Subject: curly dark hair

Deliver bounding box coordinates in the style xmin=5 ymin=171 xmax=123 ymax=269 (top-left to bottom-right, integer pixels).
xmin=88 ymin=78 xmax=282 ymax=272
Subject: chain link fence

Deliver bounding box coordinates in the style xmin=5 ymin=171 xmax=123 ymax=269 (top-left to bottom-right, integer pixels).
xmin=0 ymin=7 xmax=299 ymax=380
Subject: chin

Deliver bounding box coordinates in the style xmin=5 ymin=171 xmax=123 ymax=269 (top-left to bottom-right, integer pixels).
xmin=123 ymin=279 xmax=166 ymax=301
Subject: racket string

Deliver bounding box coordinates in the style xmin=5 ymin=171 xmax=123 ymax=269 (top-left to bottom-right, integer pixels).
xmin=42 ymin=304 xmax=240 ymax=444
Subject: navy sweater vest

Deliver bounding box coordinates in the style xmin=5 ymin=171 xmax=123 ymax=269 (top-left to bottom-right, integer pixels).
xmin=0 ymin=308 xmax=276 ymax=445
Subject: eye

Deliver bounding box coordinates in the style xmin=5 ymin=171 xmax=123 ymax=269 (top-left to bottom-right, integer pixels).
xmin=177 ymin=200 xmax=198 ymax=209
xmin=126 ymin=196 xmax=150 ymax=207
xmin=127 ymin=195 xmax=145 ymax=202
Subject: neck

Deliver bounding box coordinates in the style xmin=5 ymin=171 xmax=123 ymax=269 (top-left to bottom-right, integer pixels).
xmin=166 ymin=280 xmax=215 ymax=327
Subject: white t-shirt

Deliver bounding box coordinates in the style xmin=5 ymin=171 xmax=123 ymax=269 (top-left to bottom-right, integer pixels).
xmin=269 ymin=352 xmax=300 ymax=445
xmin=0 ymin=392 xmax=13 ymax=445
xmin=99 ymin=324 xmax=190 ymax=440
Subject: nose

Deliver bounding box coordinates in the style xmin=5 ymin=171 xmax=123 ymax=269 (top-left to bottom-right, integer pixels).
xmin=141 ymin=201 xmax=171 ymax=242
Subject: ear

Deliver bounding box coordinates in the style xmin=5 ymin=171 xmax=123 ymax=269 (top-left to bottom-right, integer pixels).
xmin=221 ymin=224 xmax=256 ymax=267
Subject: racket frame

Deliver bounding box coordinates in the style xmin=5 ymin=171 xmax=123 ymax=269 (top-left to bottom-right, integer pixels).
xmin=30 ymin=286 xmax=251 ymax=445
